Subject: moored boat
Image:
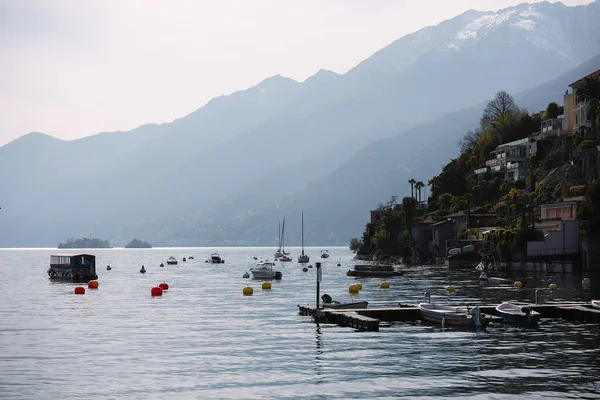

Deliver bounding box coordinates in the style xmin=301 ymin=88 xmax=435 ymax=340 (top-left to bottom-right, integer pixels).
xmin=590 ymin=300 xmax=600 ymax=309
xmin=166 ymin=256 xmax=178 ymax=265
xmin=249 ymin=260 xmax=282 ymax=280
xmin=297 ymin=211 xmax=310 ymax=263
xmin=47 ymin=254 xmax=98 ymax=282
xmin=418 ymin=292 xmax=485 ymax=327
xmin=495 ymin=302 xmax=541 ymax=325
xmin=346 ymin=264 xmax=404 ymax=277
xmin=321 ymin=294 xmax=368 ymax=309
xmin=206 ymin=252 xmax=225 ymax=263
xmin=320 ymin=250 xmax=329 ymax=258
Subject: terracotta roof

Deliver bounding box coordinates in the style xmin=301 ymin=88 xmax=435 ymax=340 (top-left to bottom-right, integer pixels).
xmin=569 ymin=69 xmax=600 ymax=88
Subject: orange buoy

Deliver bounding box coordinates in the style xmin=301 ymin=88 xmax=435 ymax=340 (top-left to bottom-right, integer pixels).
xmin=158 ymin=282 xmax=169 ymax=291
xmin=74 ymin=286 xmax=85 ymax=295
xmin=151 ymin=286 xmax=163 ymax=297
xmin=88 ymin=280 xmax=99 ymax=289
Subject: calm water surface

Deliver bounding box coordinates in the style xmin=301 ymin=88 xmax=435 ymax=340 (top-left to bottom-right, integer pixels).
xmin=1 ymin=247 xmax=599 ymax=399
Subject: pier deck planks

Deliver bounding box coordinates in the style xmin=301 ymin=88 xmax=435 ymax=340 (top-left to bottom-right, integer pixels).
xmin=298 ymin=302 xmax=597 ymax=331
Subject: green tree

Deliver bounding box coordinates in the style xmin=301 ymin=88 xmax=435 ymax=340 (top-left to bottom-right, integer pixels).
xmin=408 ymin=178 xmax=416 ymax=199
xmin=578 ymin=180 xmax=600 ymax=221
xmin=577 ymin=76 xmax=600 ymax=135
xmin=401 ymin=196 xmax=419 ymax=225
xmin=481 ymin=91 xmax=519 ymax=132
xmin=545 ymin=102 xmax=561 ymax=119
xmin=439 ymin=193 xmax=455 ymax=211
xmin=349 ymin=238 xmax=363 ymax=253
xmin=415 ymin=181 xmax=424 ymax=202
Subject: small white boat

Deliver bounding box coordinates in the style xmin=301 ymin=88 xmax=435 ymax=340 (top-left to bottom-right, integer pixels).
xmin=278 ymin=255 xmax=292 ymax=262
xmin=206 ymin=252 xmax=225 ymax=263
xmin=320 ymin=250 xmax=329 ymax=259
xmin=495 ymin=302 xmax=541 ymax=325
xmin=346 ymin=264 xmax=404 ymax=277
xmin=250 ymin=260 xmax=282 ymax=280
xmin=591 ymin=300 xmax=600 ymax=309
xmin=321 ymin=294 xmax=368 ymax=309
xmin=166 ymin=256 xmax=178 ymax=265
xmin=418 ymin=292 xmax=485 ymax=327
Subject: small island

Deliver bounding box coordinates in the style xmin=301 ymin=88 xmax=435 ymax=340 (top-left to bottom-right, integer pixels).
xmin=125 ymin=239 xmax=152 ymax=248
xmin=58 ymin=237 xmax=112 ymax=249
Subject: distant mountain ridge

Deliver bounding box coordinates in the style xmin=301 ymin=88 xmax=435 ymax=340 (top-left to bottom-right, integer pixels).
xmin=1 ymin=1 xmax=600 ymax=247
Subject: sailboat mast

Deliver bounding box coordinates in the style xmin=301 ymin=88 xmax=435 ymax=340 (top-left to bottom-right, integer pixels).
xmin=278 ymin=221 xmax=282 ymax=251
xmin=301 ymin=211 xmax=304 ymax=256
xmin=282 ymin=218 xmax=286 ymax=253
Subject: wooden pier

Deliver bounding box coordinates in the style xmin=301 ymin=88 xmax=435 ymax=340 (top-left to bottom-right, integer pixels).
xmin=298 ymin=302 xmax=600 ymax=331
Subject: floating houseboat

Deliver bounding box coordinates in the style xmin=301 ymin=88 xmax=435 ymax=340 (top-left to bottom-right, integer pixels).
xmin=47 ymin=254 xmax=98 ymax=282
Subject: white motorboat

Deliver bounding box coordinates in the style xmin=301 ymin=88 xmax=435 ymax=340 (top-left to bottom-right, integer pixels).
xmin=250 ymin=260 xmax=282 ymax=280
xmin=278 ymin=255 xmax=292 ymax=262
xmin=321 ymin=294 xmax=368 ymax=309
xmin=206 ymin=252 xmax=225 ymax=263
xmin=166 ymin=256 xmax=178 ymax=265
xmin=346 ymin=263 xmax=404 ymax=277
xmin=591 ymin=300 xmax=600 ymax=309
xmin=418 ymin=292 xmax=485 ymax=327
xmin=320 ymin=250 xmax=329 ymax=258
xmin=495 ymin=302 xmax=541 ymax=325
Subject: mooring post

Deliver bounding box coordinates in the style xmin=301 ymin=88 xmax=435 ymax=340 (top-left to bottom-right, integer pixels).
xmin=316 ymin=262 xmax=322 ymax=309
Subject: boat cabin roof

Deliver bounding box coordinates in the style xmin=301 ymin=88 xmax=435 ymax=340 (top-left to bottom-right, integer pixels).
xmin=258 ymin=260 xmax=275 ymax=266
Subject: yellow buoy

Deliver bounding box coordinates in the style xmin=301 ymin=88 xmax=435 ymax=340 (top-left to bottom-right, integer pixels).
xmin=549 ymin=283 xmax=558 ymax=291
xmin=446 ymin=285 xmax=454 ymax=293
xmin=243 ymin=286 xmax=253 ymax=296
xmin=514 ymin=281 xmax=522 ymax=288
xmin=356 ymin=283 xmax=363 ymax=291
xmin=262 ymin=281 xmax=271 ymax=290
xmin=380 ymin=281 xmax=390 ymax=289
xmin=349 ymin=283 xmax=360 ymax=293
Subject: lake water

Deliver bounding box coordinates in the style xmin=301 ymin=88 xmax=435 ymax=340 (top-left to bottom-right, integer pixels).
xmin=1 ymin=247 xmax=599 ymax=399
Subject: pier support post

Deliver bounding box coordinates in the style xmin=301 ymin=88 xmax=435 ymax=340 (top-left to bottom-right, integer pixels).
xmin=316 ymin=262 xmax=322 ymax=309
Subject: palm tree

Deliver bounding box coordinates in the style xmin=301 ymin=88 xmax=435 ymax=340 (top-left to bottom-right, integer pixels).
xmin=415 ymin=181 xmax=424 ymax=203
xmin=408 ymin=178 xmax=416 ymax=199
xmin=577 ymin=76 xmax=600 ymax=136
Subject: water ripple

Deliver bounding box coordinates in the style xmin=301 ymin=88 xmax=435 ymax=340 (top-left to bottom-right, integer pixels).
xmin=1 ymin=247 xmax=599 ymax=399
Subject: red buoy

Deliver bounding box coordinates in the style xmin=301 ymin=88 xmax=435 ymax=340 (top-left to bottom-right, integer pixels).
xmin=74 ymin=286 xmax=85 ymax=295
xmin=158 ymin=282 xmax=169 ymax=291
xmin=151 ymin=286 xmax=163 ymax=296
xmin=88 ymin=280 xmax=99 ymax=289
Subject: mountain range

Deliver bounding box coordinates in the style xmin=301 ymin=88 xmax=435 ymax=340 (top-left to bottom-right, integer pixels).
xmin=2 ymin=0 xmax=600 ymax=247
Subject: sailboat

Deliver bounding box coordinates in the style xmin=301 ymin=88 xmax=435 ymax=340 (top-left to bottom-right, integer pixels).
xmin=274 ymin=221 xmax=283 ymax=259
xmin=281 ymin=218 xmax=290 ymax=255
xmin=298 ymin=211 xmax=309 ymax=263
xmin=278 ymin=219 xmax=292 ymax=262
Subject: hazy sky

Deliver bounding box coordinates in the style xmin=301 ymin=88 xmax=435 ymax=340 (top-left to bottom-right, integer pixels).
xmin=0 ymin=0 xmax=593 ymax=146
